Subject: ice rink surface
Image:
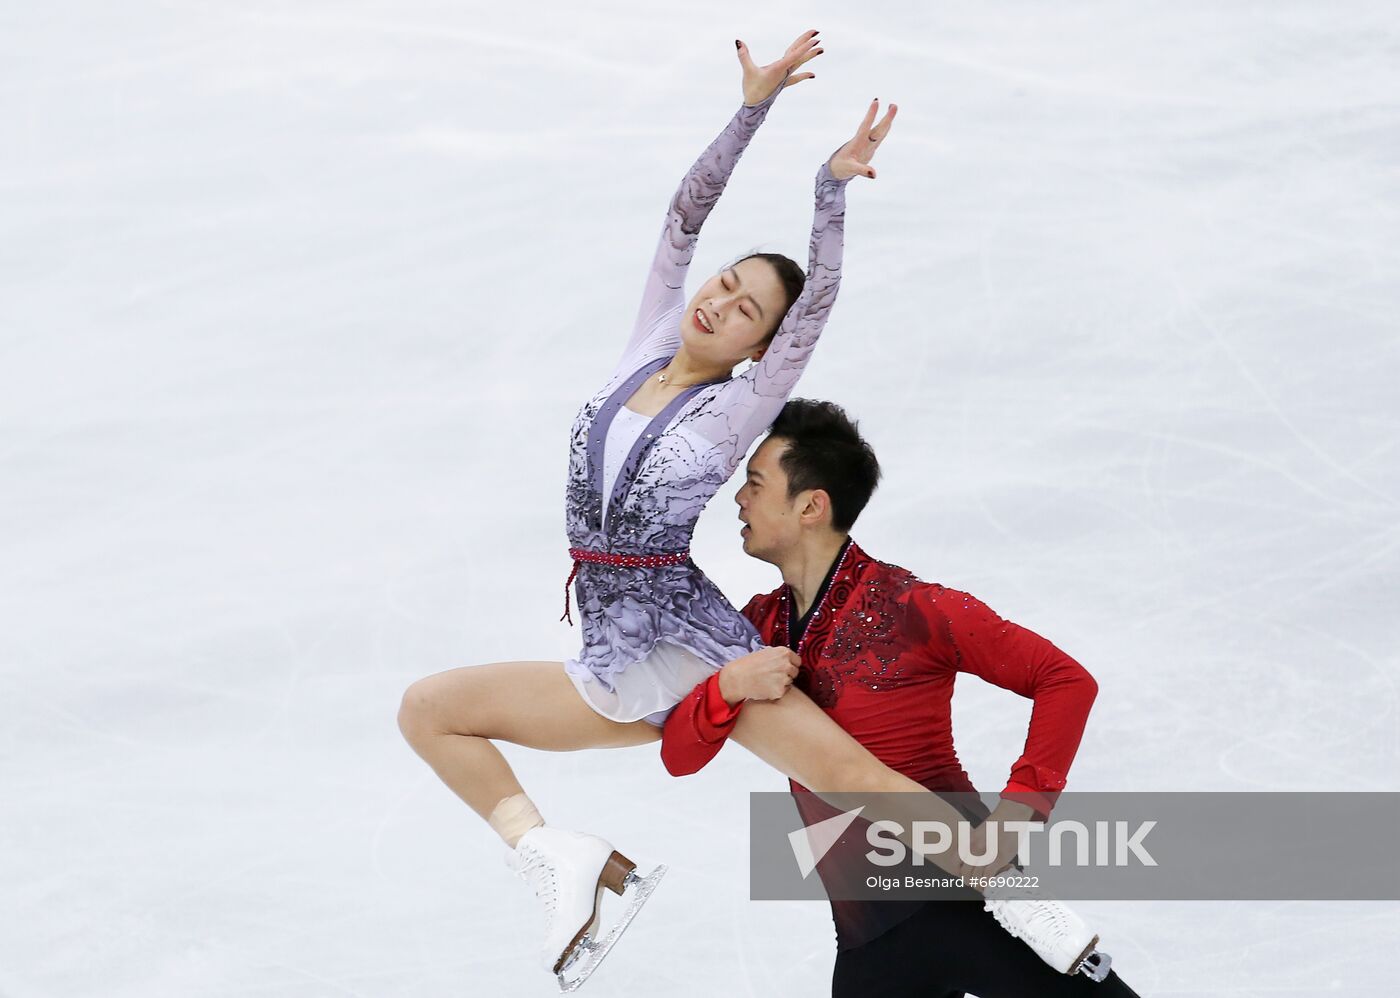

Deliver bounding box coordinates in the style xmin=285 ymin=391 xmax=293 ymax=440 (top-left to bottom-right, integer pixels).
xmin=4 ymin=1 xmax=1399 ymax=995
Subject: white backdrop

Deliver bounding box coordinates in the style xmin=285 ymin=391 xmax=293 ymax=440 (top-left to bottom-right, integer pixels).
xmin=3 ymin=1 xmax=1398 ymax=995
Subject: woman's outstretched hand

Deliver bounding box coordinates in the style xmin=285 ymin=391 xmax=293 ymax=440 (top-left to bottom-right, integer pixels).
xmin=737 ymin=29 xmax=823 ymax=106
xmin=829 ymin=99 xmax=898 ymax=181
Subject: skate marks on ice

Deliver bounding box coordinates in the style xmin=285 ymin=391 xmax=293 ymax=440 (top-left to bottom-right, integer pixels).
xmin=557 ymin=864 xmax=667 ymax=993
xmin=6 ymin=0 xmax=1400 ymax=995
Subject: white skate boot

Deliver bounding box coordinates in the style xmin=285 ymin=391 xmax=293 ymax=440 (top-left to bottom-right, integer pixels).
xmin=983 ymin=897 xmax=1113 ymax=981
xmin=506 ymin=826 xmax=666 ymax=992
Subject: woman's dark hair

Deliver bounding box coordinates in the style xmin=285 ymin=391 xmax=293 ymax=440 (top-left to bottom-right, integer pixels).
xmin=736 ymin=252 xmax=805 ymax=341
xmin=767 ymin=399 xmax=881 ymax=532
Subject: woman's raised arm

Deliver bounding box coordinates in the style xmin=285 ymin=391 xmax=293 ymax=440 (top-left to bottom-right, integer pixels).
xmin=619 ymin=31 xmax=824 ymax=366
xmin=714 ymin=98 xmax=898 ymax=454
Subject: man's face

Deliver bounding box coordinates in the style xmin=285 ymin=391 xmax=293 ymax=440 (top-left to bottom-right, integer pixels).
xmin=735 ymin=436 xmax=805 ymax=563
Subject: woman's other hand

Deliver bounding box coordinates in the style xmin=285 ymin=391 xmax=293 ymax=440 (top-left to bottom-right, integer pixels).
xmin=737 ymin=29 xmax=823 ymax=106
xmin=829 ymin=98 xmax=898 ymax=181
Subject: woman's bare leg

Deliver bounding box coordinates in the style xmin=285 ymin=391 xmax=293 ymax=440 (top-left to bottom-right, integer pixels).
xmin=396 ymin=661 xmax=659 ymax=821
xmin=728 ymin=685 xmax=930 ymax=794
xmin=730 ymin=686 xmax=976 ymax=875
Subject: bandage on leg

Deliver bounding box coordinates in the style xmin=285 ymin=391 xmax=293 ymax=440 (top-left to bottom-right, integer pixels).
xmin=489 ymin=793 xmax=545 ymax=848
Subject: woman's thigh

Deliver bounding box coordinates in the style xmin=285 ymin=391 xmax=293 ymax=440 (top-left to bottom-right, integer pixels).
xmin=404 ymin=661 xmax=660 ymax=751
xmin=728 ymin=686 xmax=891 ymax=791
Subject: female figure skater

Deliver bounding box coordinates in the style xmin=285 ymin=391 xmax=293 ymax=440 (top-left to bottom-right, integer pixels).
xmin=398 ymin=30 xmax=906 ymax=983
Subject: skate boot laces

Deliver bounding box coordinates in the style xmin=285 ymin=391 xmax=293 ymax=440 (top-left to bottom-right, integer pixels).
xmin=984 ymin=896 xmax=1102 ymax=976
xmin=507 ymin=827 xmax=618 ymax=974
xmin=509 ymin=838 xmax=560 ymax=911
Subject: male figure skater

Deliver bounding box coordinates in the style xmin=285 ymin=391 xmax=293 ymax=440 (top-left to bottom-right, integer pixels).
xmin=661 ymin=399 xmax=1140 ymax=996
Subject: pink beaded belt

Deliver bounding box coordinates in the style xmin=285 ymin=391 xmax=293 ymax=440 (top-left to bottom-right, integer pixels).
xmin=559 ymin=547 xmax=690 ymax=625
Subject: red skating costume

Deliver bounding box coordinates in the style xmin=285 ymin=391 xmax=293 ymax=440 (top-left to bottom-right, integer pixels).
xmin=661 ymin=539 xmax=1099 ymax=951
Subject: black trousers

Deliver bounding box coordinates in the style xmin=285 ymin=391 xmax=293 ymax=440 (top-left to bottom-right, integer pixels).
xmin=832 ymin=900 xmax=1141 ymax=998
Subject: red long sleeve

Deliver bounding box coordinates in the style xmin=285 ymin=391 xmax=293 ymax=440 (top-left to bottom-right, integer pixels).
xmin=661 ymin=673 xmax=743 ymax=776
xmin=923 ymin=587 xmax=1098 ymax=815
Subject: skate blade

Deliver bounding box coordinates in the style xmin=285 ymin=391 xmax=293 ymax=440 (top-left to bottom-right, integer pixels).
xmin=1066 ymin=933 xmax=1099 ymax=977
xmin=1076 ymin=948 xmax=1112 ymax=982
xmin=555 ymin=864 xmax=667 ymax=994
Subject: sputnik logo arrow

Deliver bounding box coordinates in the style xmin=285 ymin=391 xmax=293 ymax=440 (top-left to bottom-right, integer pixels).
xmin=788 ymin=806 xmax=866 ymax=879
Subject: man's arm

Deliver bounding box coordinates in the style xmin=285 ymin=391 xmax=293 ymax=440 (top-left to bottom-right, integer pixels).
xmin=660 ymin=647 xmax=800 ymax=776
xmin=660 ymin=674 xmax=741 ymax=777
xmin=927 ymin=586 xmax=1099 ymax=819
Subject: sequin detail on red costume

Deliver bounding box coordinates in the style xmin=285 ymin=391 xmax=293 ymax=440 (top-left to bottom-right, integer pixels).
xmin=783 ymin=554 xmax=927 ymax=709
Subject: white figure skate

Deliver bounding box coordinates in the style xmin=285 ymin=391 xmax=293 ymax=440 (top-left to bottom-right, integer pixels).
xmin=506 ymin=826 xmax=666 ymax=992
xmin=983 ymin=896 xmax=1113 ymax=981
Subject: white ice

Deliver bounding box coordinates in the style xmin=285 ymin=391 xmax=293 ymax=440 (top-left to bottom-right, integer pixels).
xmin=3 ymin=2 xmax=1398 ymax=995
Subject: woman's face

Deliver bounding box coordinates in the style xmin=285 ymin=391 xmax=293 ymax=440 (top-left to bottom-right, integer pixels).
xmin=679 ymin=257 xmax=791 ymax=368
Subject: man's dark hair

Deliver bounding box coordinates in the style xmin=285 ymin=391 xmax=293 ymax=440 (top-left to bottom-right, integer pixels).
xmin=767 ymin=399 xmax=881 ymax=532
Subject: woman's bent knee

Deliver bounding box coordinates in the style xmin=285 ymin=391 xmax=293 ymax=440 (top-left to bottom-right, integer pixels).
xmin=397 ymin=676 xmax=456 ymax=743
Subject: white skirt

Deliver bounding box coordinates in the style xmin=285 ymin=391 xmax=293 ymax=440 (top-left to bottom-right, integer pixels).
xmin=565 ymin=641 xmax=719 ymax=727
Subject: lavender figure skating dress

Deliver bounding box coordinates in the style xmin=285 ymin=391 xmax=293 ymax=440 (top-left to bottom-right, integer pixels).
xmin=563 ymin=80 xmax=851 ymax=725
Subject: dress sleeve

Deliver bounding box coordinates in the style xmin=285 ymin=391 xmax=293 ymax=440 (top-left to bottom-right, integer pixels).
xmin=926 ymin=587 xmax=1099 ymax=817
xmin=660 ymin=673 xmax=744 ymax=776
xmin=703 ymin=160 xmax=851 ymax=460
xmin=617 ymin=82 xmax=787 ymax=373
